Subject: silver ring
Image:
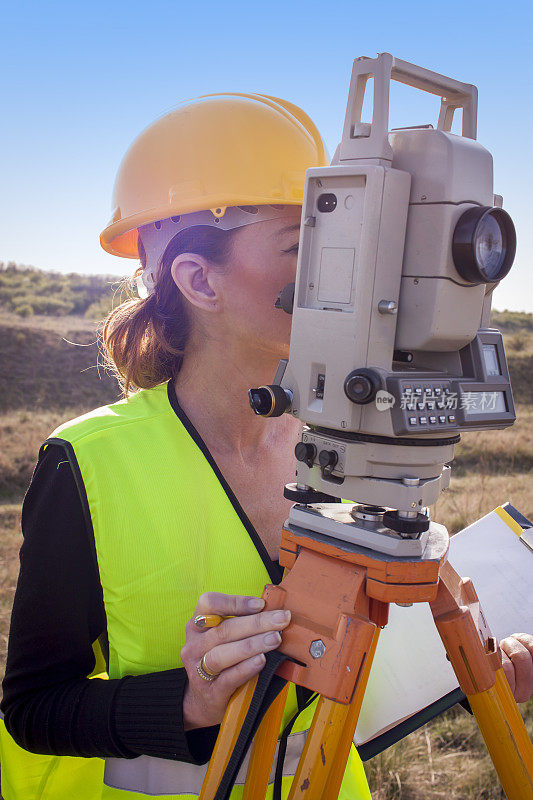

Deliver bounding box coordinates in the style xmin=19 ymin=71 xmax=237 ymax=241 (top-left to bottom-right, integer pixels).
xmin=196 ymin=655 xmax=219 ymax=682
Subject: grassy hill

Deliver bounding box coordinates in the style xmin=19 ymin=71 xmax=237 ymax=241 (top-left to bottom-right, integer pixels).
xmin=0 ymin=264 xmax=532 ymax=798
xmin=0 ymin=314 xmax=119 ymax=414
xmin=0 ymin=261 xmax=119 ymax=320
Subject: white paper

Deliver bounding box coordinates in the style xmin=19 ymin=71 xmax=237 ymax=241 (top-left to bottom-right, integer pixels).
xmin=354 ymin=508 xmax=533 ymax=745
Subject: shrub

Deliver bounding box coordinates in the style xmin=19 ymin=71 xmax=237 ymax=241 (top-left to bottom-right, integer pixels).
xmin=508 ymin=331 xmax=528 ymax=351
xmin=0 ymin=264 xmax=123 ymax=317
xmin=492 ymin=309 xmax=533 ymax=333
xmin=84 ymin=295 xmax=116 ymax=321
xmin=14 ymin=303 xmax=33 ymax=318
xmin=29 ymin=296 xmax=75 ymax=315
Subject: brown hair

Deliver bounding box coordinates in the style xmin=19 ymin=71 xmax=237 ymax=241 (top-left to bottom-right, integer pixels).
xmin=102 ymin=226 xmax=235 ymax=396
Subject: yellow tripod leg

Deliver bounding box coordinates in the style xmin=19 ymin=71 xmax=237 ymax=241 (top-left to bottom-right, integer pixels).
xmin=199 ymin=676 xmax=259 ymax=800
xmin=494 ymin=669 xmax=533 ymax=759
xmin=321 ymin=627 xmax=381 ymax=800
xmin=431 ymin=563 xmax=533 ymax=800
xmin=287 ymin=695 xmax=351 ymax=800
xmin=466 ymin=669 xmax=533 ymax=800
xmin=242 ymin=683 xmax=290 ymax=800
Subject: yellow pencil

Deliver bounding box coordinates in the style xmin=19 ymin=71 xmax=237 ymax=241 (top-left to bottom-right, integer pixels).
xmin=194 ymin=614 xmax=231 ymax=629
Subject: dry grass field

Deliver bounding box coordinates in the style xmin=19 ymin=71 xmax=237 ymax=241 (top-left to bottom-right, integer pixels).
xmin=0 ymin=305 xmax=532 ymax=799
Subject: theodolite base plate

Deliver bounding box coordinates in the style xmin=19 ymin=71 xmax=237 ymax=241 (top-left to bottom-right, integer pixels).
xmin=288 ymin=503 xmax=447 ymax=557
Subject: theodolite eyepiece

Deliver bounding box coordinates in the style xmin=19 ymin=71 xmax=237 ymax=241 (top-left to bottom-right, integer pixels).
xmin=248 ymin=385 xmax=293 ymax=417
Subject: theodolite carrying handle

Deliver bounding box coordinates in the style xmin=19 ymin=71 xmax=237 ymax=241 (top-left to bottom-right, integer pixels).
xmin=336 ymin=52 xmax=478 ymax=165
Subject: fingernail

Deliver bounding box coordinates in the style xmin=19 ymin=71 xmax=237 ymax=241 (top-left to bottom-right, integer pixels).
xmin=254 ymin=654 xmax=266 ymax=667
xmin=273 ymin=610 xmax=291 ymax=624
xmin=264 ymin=631 xmax=281 ymax=646
xmin=248 ymin=598 xmax=265 ymax=611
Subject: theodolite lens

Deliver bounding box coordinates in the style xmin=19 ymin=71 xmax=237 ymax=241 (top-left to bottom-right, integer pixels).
xmin=317 ymin=193 xmax=337 ymax=212
xmin=475 ymin=214 xmax=504 ymax=280
xmin=452 ymin=206 xmax=516 ymax=284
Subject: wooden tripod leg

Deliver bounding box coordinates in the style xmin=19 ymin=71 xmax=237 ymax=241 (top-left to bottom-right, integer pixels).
xmin=321 ymin=626 xmax=382 ymax=800
xmin=493 ymin=669 xmax=533 ymax=760
xmin=430 ymin=561 xmax=533 ymax=800
xmin=199 ymin=675 xmax=259 ymax=800
xmin=466 ymin=669 xmax=533 ymax=799
xmin=287 ymin=695 xmax=352 ymax=800
xmin=242 ymin=683 xmax=290 ymax=800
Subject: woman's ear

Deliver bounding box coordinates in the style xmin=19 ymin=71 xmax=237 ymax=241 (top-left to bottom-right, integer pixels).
xmin=170 ymin=253 xmax=220 ymax=311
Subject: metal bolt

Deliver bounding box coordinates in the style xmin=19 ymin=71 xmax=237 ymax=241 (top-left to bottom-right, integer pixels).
xmin=310 ymin=640 xmax=326 ymax=659
xmin=378 ymin=300 xmax=398 ymax=315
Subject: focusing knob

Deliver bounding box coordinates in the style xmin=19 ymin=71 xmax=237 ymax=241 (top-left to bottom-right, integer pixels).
xmin=344 ymin=369 xmax=381 ymax=405
xmin=295 ymin=442 xmax=317 ymax=468
xmin=248 ymin=385 xmax=292 ymax=417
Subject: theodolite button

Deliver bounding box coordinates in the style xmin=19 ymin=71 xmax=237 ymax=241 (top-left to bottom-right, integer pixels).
xmin=295 ymin=442 xmax=317 ymax=467
xmin=318 ymin=449 xmax=338 ymax=469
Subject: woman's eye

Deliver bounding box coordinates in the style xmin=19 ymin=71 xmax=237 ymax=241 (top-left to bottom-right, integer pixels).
xmin=283 ymin=244 xmax=299 ymax=255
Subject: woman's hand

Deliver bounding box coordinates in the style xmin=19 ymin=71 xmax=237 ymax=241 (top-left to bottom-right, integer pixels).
xmin=500 ymin=633 xmax=533 ymax=702
xmin=181 ymin=592 xmax=290 ymax=730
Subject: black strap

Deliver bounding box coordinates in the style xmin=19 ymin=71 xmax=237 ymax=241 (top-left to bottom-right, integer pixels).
xmin=213 ymin=650 xmax=289 ymax=800
xmin=272 ymin=690 xmax=318 ymax=800
xmin=296 ymin=685 xmax=314 ymax=711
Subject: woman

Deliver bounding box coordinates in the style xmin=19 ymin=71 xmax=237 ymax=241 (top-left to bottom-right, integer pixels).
xmin=1 ymin=93 xmax=532 ymax=800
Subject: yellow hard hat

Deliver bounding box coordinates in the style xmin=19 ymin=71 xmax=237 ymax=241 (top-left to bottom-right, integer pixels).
xmin=100 ymin=93 xmax=329 ymax=258
xmin=100 ymin=93 xmax=329 ymax=260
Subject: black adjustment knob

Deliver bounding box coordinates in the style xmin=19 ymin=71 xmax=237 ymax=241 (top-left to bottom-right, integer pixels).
xmin=295 ymin=442 xmax=317 ymax=468
xmin=248 ymin=385 xmax=291 ymax=417
xmin=318 ymin=449 xmax=338 ymax=476
xmin=382 ymin=510 xmax=430 ymax=535
xmin=344 ymin=369 xmax=381 ymax=405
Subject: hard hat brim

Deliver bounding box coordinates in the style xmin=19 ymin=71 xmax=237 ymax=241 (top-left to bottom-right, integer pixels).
xmin=101 ymin=195 xmax=304 ymax=259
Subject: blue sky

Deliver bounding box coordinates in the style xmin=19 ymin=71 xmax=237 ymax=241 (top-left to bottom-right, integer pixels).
xmin=2 ymin=0 xmax=532 ymax=311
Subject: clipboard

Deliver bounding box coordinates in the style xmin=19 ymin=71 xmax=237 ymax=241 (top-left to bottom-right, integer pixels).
xmin=354 ymin=503 xmax=533 ymax=760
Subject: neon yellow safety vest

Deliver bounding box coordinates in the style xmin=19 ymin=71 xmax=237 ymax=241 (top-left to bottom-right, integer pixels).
xmin=0 ymin=382 xmax=371 ymax=800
